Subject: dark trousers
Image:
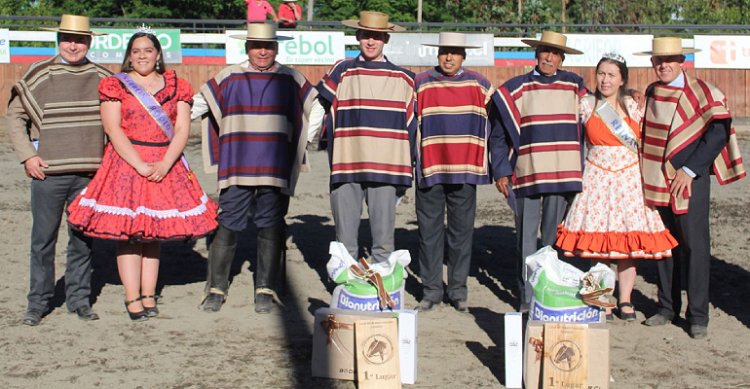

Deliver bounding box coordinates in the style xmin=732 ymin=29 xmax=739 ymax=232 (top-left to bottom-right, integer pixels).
xmin=207 ymin=186 xmax=289 ymax=294
xmin=656 ymin=174 xmax=711 ymax=326
xmin=28 ymin=174 xmax=93 ymax=313
xmin=217 ymin=186 xmax=290 ymax=231
xmin=416 ymin=184 xmax=476 ymax=302
xmin=515 ymin=194 xmax=571 ymax=305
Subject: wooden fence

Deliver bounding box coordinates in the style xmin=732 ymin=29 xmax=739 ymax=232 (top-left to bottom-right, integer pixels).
xmin=2 ymin=63 xmax=749 ymax=117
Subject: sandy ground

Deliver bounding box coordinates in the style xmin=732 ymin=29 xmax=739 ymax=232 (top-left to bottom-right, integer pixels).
xmin=1 ymin=120 xmax=749 ymax=389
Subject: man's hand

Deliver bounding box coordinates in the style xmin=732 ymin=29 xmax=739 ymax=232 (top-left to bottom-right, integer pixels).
xmin=494 ymin=177 xmax=510 ymax=198
xmin=670 ymin=169 xmax=693 ymax=200
xmin=24 ymin=156 xmax=48 ymax=180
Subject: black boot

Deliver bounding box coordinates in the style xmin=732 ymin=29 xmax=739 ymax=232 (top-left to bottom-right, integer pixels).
xmin=254 ymin=223 xmax=286 ymax=314
xmin=203 ymin=225 xmax=237 ymax=312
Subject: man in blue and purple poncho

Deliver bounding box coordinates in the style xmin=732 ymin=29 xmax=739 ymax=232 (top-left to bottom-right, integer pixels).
xmin=192 ymin=23 xmax=318 ymax=314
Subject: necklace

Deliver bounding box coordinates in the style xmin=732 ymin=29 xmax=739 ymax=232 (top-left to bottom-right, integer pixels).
xmin=130 ymin=72 xmax=164 ymax=95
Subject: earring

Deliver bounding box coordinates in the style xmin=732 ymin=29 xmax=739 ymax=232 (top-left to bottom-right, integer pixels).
xmin=156 ymin=61 xmax=160 ymax=71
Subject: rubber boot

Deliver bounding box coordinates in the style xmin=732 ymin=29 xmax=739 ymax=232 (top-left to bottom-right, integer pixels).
xmin=203 ymin=225 xmax=237 ymax=312
xmin=254 ymin=223 xmax=286 ymax=313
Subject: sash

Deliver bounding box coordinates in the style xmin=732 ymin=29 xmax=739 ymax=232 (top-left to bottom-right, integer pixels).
xmin=114 ymin=72 xmax=190 ymax=170
xmin=594 ymin=99 xmax=639 ymax=154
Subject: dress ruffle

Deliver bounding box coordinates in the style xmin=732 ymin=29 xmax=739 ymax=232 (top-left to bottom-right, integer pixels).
xmin=556 ymin=226 xmax=677 ymax=259
xmin=555 ymin=143 xmax=678 ymax=260
xmin=68 ymin=144 xmax=218 ymax=242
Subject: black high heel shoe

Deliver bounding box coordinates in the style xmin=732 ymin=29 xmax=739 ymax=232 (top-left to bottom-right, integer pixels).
xmin=124 ymin=296 xmax=149 ymax=322
xmin=141 ymin=295 xmax=159 ymax=318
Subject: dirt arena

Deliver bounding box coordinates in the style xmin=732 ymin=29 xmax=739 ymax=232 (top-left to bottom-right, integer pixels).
xmin=1 ymin=121 xmax=748 ymax=388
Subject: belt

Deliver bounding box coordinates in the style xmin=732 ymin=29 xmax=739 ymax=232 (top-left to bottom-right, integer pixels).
xmin=129 ymin=138 xmax=170 ymax=147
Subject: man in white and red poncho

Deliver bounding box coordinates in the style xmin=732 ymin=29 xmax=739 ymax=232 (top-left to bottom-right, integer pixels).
xmin=636 ymin=37 xmax=745 ymax=339
xmin=413 ymin=32 xmax=512 ymax=313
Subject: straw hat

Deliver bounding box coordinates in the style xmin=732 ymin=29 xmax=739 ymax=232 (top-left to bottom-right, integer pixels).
xmin=41 ymin=14 xmax=106 ymax=36
xmin=341 ymin=11 xmax=405 ymax=32
xmin=229 ymin=23 xmax=293 ymax=41
xmin=422 ymin=32 xmax=481 ymax=49
xmin=282 ymin=0 xmax=297 ymax=2
xmin=634 ymin=37 xmax=700 ymax=56
xmin=521 ymin=31 xmax=582 ymax=55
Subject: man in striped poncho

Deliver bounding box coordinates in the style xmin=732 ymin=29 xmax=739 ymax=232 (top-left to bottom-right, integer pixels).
xmin=491 ymin=31 xmax=587 ymax=312
xmin=636 ymin=37 xmax=745 ymax=339
xmin=6 ymin=14 xmax=111 ymax=326
xmin=413 ymin=32 xmax=512 ymax=313
xmin=193 ymin=23 xmax=317 ymax=314
xmin=316 ymin=11 xmax=416 ymax=264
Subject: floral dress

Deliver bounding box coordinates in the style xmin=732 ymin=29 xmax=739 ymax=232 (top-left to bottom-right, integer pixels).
xmin=67 ymin=71 xmax=218 ymax=241
xmin=556 ymin=96 xmax=677 ymax=259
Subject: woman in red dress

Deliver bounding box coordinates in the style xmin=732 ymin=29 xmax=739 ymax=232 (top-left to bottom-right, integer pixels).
xmin=67 ymin=29 xmax=218 ymax=321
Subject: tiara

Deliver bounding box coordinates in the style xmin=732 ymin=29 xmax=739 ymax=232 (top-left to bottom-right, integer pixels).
xmin=602 ymin=52 xmax=626 ymax=64
xmin=136 ymin=24 xmax=156 ymax=36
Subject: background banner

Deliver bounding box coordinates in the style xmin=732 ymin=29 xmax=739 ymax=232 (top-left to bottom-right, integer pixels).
xmin=225 ymin=30 xmax=345 ymax=65
xmin=694 ymin=35 xmax=750 ymax=69
xmin=563 ymin=34 xmax=654 ymax=67
xmin=0 ymin=29 xmax=9 ymax=64
xmin=383 ymin=33 xmax=495 ymax=66
xmin=88 ymin=28 xmax=182 ymax=64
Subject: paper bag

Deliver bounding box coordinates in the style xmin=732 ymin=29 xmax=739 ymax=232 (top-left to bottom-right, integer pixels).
xmin=355 ymin=318 xmax=401 ymax=389
xmin=524 ymin=320 xmax=609 ymax=389
xmin=311 ymin=307 xmax=417 ymax=384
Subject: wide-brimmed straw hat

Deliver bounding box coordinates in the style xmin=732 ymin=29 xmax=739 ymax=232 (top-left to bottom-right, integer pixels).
xmin=41 ymin=14 xmax=106 ymax=36
xmin=422 ymin=32 xmax=481 ymax=49
xmin=282 ymin=0 xmax=297 ymax=2
xmin=521 ymin=31 xmax=582 ymax=55
xmin=229 ymin=23 xmax=293 ymax=41
xmin=634 ymin=37 xmax=700 ymax=56
xmin=341 ymin=11 xmax=405 ymax=32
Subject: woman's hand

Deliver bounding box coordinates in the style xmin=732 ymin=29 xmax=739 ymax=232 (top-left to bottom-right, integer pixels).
xmin=147 ymin=159 xmax=173 ymax=182
xmin=136 ymin=162 xmax=155 ymax=177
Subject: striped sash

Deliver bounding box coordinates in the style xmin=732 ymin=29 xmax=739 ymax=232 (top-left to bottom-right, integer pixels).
xmin=115 ymin=72 xmax=190 ymax=170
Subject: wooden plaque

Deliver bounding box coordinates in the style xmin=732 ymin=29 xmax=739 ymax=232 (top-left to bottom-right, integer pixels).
xmin=542 ymin=323 xmax=588 ymax=389
xmin=354 ymin=318 xmax=401 ymax=389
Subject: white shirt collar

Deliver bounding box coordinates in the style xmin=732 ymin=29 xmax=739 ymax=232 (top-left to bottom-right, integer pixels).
xmin=667 ymin=71 xmax=685 ymax=87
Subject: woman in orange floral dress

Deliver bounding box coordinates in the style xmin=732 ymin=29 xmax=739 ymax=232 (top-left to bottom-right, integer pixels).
xmin=556 ymin=53 xmax=677 ymax=321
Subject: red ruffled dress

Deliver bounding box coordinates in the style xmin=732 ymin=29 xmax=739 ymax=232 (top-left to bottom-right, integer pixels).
xmin=556 ymin=97 xmax=677 ymax=259
xmin=67 ymin=71 xmax=218 ymax=242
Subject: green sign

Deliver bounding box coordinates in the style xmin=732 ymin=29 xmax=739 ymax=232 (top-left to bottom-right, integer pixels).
xmin=87 ymin=29 xmax=182 ymax=64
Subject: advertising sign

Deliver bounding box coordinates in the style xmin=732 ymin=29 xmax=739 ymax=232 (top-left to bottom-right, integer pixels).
xmin=694 ymin=35 xmax=750 ymax=69
xmin=383 ymin=33 xmax=495 ymax=66
xmin=88 ymin=28 xmax=182 ymax=64
xmin=225 ymin=30 xmax=345 ymax=65
xmin=558 ymin=34 xmax=654 ymax=67
xmin=0 ymin=29 xmax=9 ymax=63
